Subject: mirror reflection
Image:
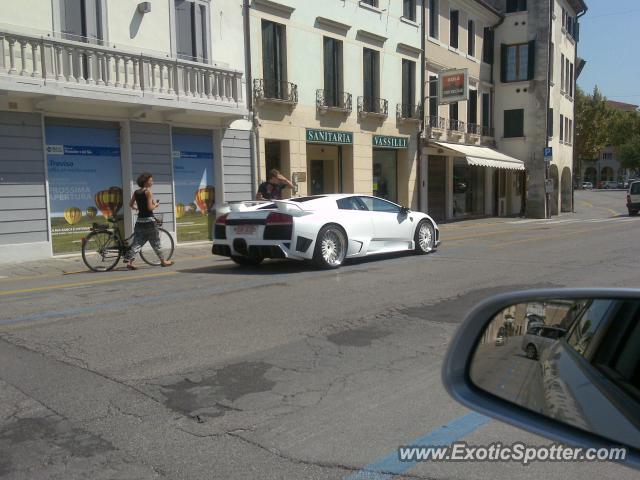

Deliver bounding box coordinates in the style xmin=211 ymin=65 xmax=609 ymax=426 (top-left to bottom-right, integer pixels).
xmin=471 ymin=298 xmax=640 ymax=450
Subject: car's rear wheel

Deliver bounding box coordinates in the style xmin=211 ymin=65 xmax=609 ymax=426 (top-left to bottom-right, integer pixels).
xmin=313 ymin=224 xmax=347 ymax=269
xmin=414 ymin=220 xmax=435 ymax=255
xmin=526 ymin=344 xmax=538 ymax=360
xmin=231 ymin=255 xmax=263 ymax=266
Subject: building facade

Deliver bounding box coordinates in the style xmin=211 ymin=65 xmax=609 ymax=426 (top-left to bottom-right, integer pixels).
xmin=248 ymin=0 xmax=424 ymax=209
xmin=0 ymin=0 xmax=253 ymax=263
xmin=422 ymin=0 xmax=528 ymax=222
xmin=489 ymin=0 xmax=587 ymax=217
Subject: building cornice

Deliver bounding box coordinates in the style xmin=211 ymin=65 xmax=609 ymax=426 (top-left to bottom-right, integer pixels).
xmin=251 ymin=0 xmax=295 ymax=18
xmin=315 ymin=16 xmax=351 ymax=35
xmin=356 ymin=29 xmax=387 ymax=47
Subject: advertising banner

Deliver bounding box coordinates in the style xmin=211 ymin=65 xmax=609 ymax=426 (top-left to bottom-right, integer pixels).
xmin=172 ymin=132 xmax=215 ymax=242
xmin=45 ymin=125 xmax=123 ymax=254
xmin=438 ymin=69 xmax=469 ymax=105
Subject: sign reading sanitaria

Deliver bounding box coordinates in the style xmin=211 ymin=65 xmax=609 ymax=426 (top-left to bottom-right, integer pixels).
xmin=373 ymin=135 xmax=409 ymax=149
xmin=306 ymin=128 xmax=353 ymax=145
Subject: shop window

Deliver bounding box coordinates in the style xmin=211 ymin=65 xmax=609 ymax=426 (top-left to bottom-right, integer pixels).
xmin=453 ymin=158 xmax=485 ymax=217
xmin=504 ymin=109 xmax=524 ymax=138
xmin=372 ymin=150 xmax=398 ymax=203
xmin=175 ymin=0 xmax=209 ymax=63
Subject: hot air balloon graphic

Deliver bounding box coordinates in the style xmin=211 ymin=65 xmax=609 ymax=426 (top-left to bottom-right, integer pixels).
xmin=195 ymin=186 xmax=215 ymax=214
xmin=64 ymin=207 xmax=82 ymax=225
xmin=86 ymin=206 xmax=97 ymax=219
xmin=94 ymin=186 xmax=123 ymax=218
xmin=175 ymin=203 xmax=185 ymax=219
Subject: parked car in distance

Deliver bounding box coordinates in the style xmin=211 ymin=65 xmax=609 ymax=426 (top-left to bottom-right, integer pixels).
xmin=603 ymin=181 xmax=619 ymax=189
xmin=581 ymin=182 xmax=593 ymax=189
xmin=521 ymin=325 xmax=567 ymax=360
xmin=628 ymin=181 xmax=640 ymax=216
xmin=495 ymin=336 xmax=505 ymax=346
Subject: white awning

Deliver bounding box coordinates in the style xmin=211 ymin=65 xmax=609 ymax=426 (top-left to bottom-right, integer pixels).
xmin=431 ymin=141 xmax=526 ymax=171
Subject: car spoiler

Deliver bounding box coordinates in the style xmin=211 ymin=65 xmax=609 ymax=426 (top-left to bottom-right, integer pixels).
xmin=219 ymin=200 xmax=310 ymax=216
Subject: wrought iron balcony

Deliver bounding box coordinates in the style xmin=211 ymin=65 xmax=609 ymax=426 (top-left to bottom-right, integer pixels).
xmin=480 ymin=125 xmax=495 ymax=137
xmin=467 ymin=123 xmax=481 ymax=136
xmin=253 ymin=79 xmax=298 ymax=105
xmin=0 ymin=29 xmax=244 ymax=109
xmin=358 ymin=96 xmax=388 ymax=118
xmin=316 ymin=89 xmax=352 ymax=113
xmin=396 ymin=103 xmax=421 ymax=122
xmin=448 ymin=119 xmax=466 ymax=134
xmin=426 ymin=116 xmax=446 ymax=130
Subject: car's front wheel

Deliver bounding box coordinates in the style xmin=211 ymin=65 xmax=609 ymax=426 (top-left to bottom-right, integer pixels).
xmin=414 ymin=220 xmax=435 ymax=255
xmin=231 ymin=255 xmax=263 ymax=266
xmin=313 ymin=224 xmax=347 ymax=269
xmin=526 ymin=344 xmax=538 ymax=360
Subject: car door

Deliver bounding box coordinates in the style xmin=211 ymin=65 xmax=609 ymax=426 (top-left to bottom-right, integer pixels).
xmin=538 ymin=328 xmax=562 ymax=354
xmin=335 ymin=196 xmax=374 ymax=257
xmin=357 ymin=196 xmax=415 ymax=253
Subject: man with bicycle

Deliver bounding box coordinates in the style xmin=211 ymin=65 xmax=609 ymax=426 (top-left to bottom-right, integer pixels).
xmin=125 ymin=172 xmax=174 ymax=269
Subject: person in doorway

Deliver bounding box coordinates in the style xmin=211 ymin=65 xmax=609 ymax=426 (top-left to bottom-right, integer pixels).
xmin=256 ymin=169 xmax=294 ymax=200
xmin=124 ymin=172 xmax=173 ymax=270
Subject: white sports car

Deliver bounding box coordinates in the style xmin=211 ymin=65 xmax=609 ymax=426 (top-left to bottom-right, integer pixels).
xmin=212 ymin=194 xmax=440 ymax=269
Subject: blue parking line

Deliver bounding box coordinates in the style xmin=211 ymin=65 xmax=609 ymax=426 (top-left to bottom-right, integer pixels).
xmin=344 ymin=412 xmax=490 ymax=480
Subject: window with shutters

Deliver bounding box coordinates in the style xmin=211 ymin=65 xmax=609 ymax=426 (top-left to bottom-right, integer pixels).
xmin=547 ymin=108 xmax=554 ymax=137
xmin=363 ymin=48 xmax=380 ymax=104
xmin=560 ymin=53 xmax=565 ymax=92
xmin=262 ymin=20 xmax=287 ymax=100
xmin=323 ymin=37 xmax=343 ymax=108
xmin=568 ymin=119 xmax=573 ymax=144
xmin=506 ymin=0 xmax=527 ymax=13
xmin=560 ymin=113 xmax=564 ymax=141
xmin=403 ymin=0 xmax=416 ymax=21
xmin=468 ymin=20 xmax=475 ymax=56
xmin=565 ymin=58 xmax=570 ymax=93
xmin=360 ymin=0 xmax=379 ymax=7
xmin=569 ymin=62 xmax=574 ymax=98
xmin=429 ymin=74 xmax=438 ymax=118
xmin=429 ymin=0 xmax=439 ymax=39
xmin=402 ymin=60 xmax=416 ymax=109
xmin=482 ymin=92 xmax=491 ymax=131
xmin=482 ymin=27 xmax=494 ymax=64
xmin=504 ymin=109 xmax=524 ymax=138
xmin=450 ymin=10 xmax=459 ymax=49
xmin=549 ymin=43 xmax=554 ymax=84
xmin=501 ymin=42 xmax=534 ymax=82
xmin=175 ymin=0 xmax=210 ymax=63
xmin=60 ymin=0 xmax=103 ymax=43
xmin=468 ymin=90 xmax=477 ymax=126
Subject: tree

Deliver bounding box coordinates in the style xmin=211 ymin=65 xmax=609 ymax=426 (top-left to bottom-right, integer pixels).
xmin=618 ymin=136 xmax=640 ymax=170
xmin=575 ymin=86 xmax=613 ymax=162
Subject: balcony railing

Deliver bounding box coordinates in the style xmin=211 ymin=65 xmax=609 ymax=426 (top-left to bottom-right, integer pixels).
xmin=448 ymin=119 xmax=466 ymax=134
xmin=396 ymin=103 xmax=421 ymax=122
xmin=480 ymin=125 xmax=495 ymax=137
xmin=358 ymin=96 xmax=388 ymax=118
xmin=467 ymin=123 xmax=482 ymax=135
xmin=316 ymin=89 xmax=352 ymax=113
xmin=0 ymin=30 xmax=244 ymax=106
xmin=427 ymin=116 xmax=446 ymax=130
xmin=253 ymin=79 xmax=298 ymax=105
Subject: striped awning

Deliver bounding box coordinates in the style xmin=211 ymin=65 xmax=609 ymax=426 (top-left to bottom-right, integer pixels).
xmin=432 ymin=141 xmax=526 ymax=171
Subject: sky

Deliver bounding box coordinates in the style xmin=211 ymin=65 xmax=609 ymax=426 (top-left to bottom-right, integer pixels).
xmin=577 ymin=0 xmax=640 ymax=105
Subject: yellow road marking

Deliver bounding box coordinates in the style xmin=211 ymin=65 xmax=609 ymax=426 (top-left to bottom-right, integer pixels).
xmin=491 ymin=222 xmax=637 ymax=249
xmin=0 ymin=271 xmax=178 ymax=296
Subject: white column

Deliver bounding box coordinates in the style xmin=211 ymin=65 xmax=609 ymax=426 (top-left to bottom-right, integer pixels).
xmin=19 ymin=40 xmax=28 ymax=76
xmin=7 ymin=38 xmax=17 ymax=74
xmin=30 ymin=42 xmax=40 ymax=78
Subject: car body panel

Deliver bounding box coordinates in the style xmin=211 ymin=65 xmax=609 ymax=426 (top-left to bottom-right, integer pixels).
xmin=521 ymin=326 xmax=567 ymax=358
xmin=212 ymin=194 xmax=440 ymax=263
xmin=628 ymin=181 xmax=640 ymax=212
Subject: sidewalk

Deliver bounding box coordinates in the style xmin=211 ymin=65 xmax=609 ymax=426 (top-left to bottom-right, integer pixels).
xmin=0 ymin=242 xmax=213 ymax=280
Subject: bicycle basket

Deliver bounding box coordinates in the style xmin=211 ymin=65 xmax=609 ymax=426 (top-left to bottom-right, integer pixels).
xmin=154 ymin=214 xmax=164 ymax=226
xmin=92 ymin=223 xmax=109 ymax=231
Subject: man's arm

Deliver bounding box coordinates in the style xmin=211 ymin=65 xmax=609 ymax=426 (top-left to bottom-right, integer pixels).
xmin=278 ymin=174 xmax=294 ymax=189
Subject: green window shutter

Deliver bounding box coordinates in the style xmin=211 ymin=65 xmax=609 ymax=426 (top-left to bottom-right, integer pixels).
xmin=527 ymin=40 xmax=535 ymax=80
xmin=500 ymin=44 xmax=507 ymax=83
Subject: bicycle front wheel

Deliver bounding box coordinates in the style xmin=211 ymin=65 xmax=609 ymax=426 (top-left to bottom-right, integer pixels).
xmin=140 ymin=227 xmax=175 ymax=266
xmin=82 ymin=231 xmax=121 ymax=272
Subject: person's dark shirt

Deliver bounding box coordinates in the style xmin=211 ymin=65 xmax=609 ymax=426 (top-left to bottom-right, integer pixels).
xmin=258 ymin=181 xmax=286 ymax=200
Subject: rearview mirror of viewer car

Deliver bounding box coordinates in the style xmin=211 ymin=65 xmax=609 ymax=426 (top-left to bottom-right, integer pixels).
xmin=442 ymin=289 xmax=640 ymax=469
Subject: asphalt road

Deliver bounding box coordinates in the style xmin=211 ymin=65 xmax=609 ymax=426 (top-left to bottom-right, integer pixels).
xmin=1 ymin=190 xmax=639 ymax=479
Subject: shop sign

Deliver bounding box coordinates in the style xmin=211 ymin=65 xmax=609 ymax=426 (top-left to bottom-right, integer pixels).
xmin=306 ymin=128 xmax=353 ymax=145
xmin=373 ymin=135 xmax=409 ymax=149
xmin=438 ymin=68 xmax=469 ymax=104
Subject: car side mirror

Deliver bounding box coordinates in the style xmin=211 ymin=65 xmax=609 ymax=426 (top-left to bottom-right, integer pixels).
xmin=400 ymin=206 xmax=410 ymax=215
xmin=442 ymin=289 xmax=640 ymax=469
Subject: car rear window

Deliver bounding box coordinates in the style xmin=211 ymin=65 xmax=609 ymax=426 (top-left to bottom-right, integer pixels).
xmin=631 ymin=183 xmax=640 ymax=194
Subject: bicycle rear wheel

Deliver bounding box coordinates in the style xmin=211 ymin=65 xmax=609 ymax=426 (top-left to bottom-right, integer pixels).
xmin=140 ymin=227 xmax=175 ymax=266
xmin=82 ymin=231 xmax=121 ymax=272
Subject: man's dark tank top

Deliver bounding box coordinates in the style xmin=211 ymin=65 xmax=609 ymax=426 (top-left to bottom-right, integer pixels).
xmin=135 ymin=190 xmax=153 ymax=218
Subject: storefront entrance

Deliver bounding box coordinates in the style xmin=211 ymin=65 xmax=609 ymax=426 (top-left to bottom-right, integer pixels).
xmin=307 ymin=144 xmax=343 ymax=195
xmin=372 ymin=149 xmax=398 ymax=203
xmin=452 ymin=158 xmax=485 ymax=218
xmin=427 ymin=155 xmax=446 ymax=221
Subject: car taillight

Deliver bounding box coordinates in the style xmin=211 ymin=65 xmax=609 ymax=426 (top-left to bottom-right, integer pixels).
xmin=266 ymin=212 xmax=293 ymax=225
xmin=216 ymin=214 xmax=229 ymax=225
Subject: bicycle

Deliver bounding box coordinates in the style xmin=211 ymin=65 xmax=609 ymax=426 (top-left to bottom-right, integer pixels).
xmin=81 ymin=215 xmax=175 ymax=272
